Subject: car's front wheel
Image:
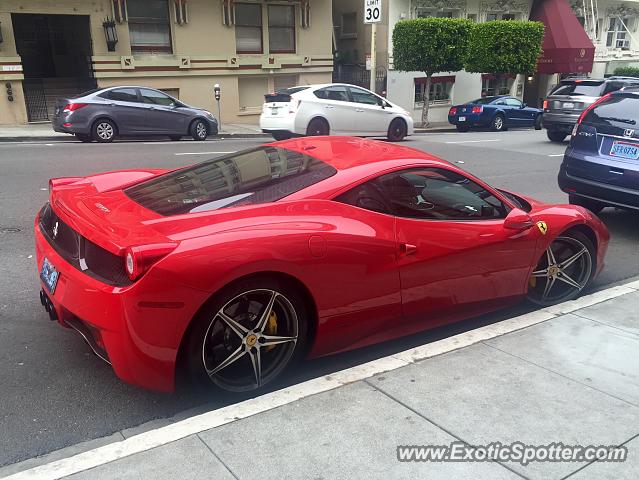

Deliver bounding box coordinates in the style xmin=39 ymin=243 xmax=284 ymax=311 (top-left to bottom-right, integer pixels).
xmin=527 ymin=231 xmax=594 ymax=306
xmin=547 ymin=130 xmax=567 ymax=142
xmin=184 ymin=276 xmax=308 ymax=393
xmin=569 ymin=194 xmax=605 ymax=215
xmin=190 ymin=119 xmax=208 ymax=141
xmin=92 ymin=119 xmax=116 ymax=143
xmin=387 ymin=118 xmax=408 ymax=142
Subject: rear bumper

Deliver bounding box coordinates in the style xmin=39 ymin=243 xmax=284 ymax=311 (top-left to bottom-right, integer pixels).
xmin=448 ymin=113 xmax=490 ymax=127
xmin=259 ymin=114 xmax=297 ymax=135
xmin=34 ymin=215 xmax=209 ymax=392
xmin=542 ymin=112 xmax=580 ymax=132
xmin=51 ymin=113 xmax=91 ymax=135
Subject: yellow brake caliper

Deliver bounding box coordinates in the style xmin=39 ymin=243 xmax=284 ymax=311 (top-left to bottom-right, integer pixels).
xmin=264 ymin=310 xmax=278 ymax=352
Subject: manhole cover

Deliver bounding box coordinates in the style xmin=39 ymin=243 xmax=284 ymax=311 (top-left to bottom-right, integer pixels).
xmin=0 ymin=226 xmax=21 ymax=233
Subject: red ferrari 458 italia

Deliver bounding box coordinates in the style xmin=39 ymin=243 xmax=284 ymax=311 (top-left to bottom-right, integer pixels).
xmin=35 ymin=137 xmax=609 ymax=392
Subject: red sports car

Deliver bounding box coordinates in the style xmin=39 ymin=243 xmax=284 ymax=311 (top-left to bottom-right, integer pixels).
xmin=34 ymin=137 xmax=609 ymax=393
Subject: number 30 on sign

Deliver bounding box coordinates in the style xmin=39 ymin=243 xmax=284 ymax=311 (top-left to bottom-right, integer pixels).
xmin=364 ymin=0 xmax=382 ymax=23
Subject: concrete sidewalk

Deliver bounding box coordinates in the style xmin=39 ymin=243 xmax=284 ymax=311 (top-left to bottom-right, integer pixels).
xmin=3 ymin=281 xmax=638 ymax=480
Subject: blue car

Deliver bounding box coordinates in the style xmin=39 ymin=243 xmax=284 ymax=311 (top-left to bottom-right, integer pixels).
xmin=448 ymin=95 xmax=543 ymax=132
xmin=558 ymin=88 xmax=639 ymax=213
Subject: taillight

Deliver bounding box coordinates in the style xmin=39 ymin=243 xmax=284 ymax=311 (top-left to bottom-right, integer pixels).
xmin=543 ymin=100 xmax=549 ymax=110
xmin=472 ymin=105 xmax=483 ymax=113
xmin=289 ymin=99 xmax=301 ymax=114
xmin=449 ymin=107 xmax=457 ymax=116
xmin=62 ymin=103 xmax=88 ymax=113
xmin=124 ymin=243 xmax=177 ymax=281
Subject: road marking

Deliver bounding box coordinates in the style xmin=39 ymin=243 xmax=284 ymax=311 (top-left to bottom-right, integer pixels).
xmin=444 ymin=139 xmax=501 ymax=144
xmin=548 ymin=154 xmax=565 ymax=157
xmin=174 ymin=151 xmax=235 ymax=156
xmin=4 ymin=278 xmax=638 ymax=480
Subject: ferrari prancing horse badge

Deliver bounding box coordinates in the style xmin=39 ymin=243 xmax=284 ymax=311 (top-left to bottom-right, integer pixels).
xmin=536 ymin=221 xmax=548 ymax=235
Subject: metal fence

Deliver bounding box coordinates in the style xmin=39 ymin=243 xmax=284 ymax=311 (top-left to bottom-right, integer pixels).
xmin=22 ymin=76 xmax=97 ymax=122
xmin=332 ymin=65 xmax=387 ymax=95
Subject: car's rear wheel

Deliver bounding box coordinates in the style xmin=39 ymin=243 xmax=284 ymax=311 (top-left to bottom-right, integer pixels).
xmin=456 ymin=124 xmax=470 ymax=132
xmin=569 ymin=194 xmax=605 ymax=214
xmin=190 ymin=119 xmax=208 ymax=141
xmin=387 ymin=118 xmax=407 ymax=142
xmin=534 ymin=114 xmax=542 ymax=130
xmin=92 ymin=119 xmax=116 ymax=143
xmin=491 ymin=114 xmax=506 ymax=132
xmin=272 ymin=132 xmax=292 ymax=141
xmin=306 ymin=118 xmax=329 ymax=136
xmin=547 ymin=130 xmax=567 ymax=142
xmin=527 ymin=232 xmax=594 ymax=306
xmin=170 ymin=135 xmax=182 ymax=141
xmin=75 ymin=134 xmax=92 ymax=143
xmin=185 ymin=277 xmax=308 ymax=393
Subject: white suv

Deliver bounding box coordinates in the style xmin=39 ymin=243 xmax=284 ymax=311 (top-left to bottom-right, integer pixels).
xmin=259 ymin=83 xmax=414 ymax=142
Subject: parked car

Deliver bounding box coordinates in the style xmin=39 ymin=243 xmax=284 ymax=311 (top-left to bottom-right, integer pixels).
xmin=542 ymin=76 xmax=639 ymax=142
xmin=52 ymin=86 xmax=218 ymax=143
xmin=447 ymin=96 xmax=542 ymax=132
xmin=558 ymin=88 xmax=639 ymax=213
xmin=36 ymin=137 xmax=608 ymax=393
xmin=259 ymin=83 xmax=414 ymax=141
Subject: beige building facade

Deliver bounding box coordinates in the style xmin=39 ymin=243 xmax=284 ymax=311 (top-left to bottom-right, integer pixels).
xmin=0 ymin=0 xmax=333 ymax=126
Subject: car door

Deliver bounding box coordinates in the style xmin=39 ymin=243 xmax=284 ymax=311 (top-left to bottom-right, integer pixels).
xmin=375 ymin=167 xmax=538 ymax=325
xmin=139 ymin=88 xmax=190 ymax=134
xmin=312 ymin=86 xmax=357 ymax=134
xmin=504 ymin=97 xmax=529 ymax=126
xmin=347 ymin=86 xmax=393 ymax=135
xmin=103 ymin=88 xmax=148 ymax=134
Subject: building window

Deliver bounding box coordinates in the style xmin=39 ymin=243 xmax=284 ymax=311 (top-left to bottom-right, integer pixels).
xmin=414 ymin=78 xmax=454 ymax=108
xmin=268 ymin=5 xmax=296 ymax=53
xmin=235 ymin=3 xmax=263 ymax=53
xmin=341 ymin=12 xmax=357 ymax=38
xmin=607 ymin=17 xmax=632 ymax=50
xmin=128 ymin=0 xmax=172 ymax=53
xmin=238 ymin=76 xmax=269 ymax=111
xmin=274 ymin=74 xmax=298 ymax=92
xmin=467 ymin=13 xmax=478 ymax=22
xmin=417 ymin=9 xmax=455 ymax=18
xmin=482 ymin=77 xmax=511 ymax=96
xmin=486 ymin=12 xmax=520 ymax=21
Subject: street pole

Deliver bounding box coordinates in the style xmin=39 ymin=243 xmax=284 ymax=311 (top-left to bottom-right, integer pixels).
xmin=369 ymin=22 xmax=377 ymax=93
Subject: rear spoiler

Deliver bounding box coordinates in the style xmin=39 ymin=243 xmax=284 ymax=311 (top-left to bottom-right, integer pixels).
xmin=264 ymin=92 xmax=292 ymax=103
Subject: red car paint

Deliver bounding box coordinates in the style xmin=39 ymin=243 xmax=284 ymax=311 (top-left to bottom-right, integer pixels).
xmin=34 ymin=137 xmax=609 ymax=392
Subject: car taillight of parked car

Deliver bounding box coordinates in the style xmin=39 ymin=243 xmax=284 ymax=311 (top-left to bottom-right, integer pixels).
xmin=449 ymin=107 xmax=457 ymax=116
xmin=543 ymin=100 xmax=549 ymax=110
xmin=572 ymin=93 xmax=613 ymax=137
xmin=472 ymin=106 xmax=483 ymax=114
xmin=62 ymin=103 xmax=88 ymax=113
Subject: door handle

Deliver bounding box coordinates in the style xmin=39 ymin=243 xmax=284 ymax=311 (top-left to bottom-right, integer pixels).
xmin=325 ymin=105 xmax=334 ymax=109
xmin=149 ymin=107 xmax=156 ymax=110
xmin=356 ymin=109 xmax=364 ymax=112
xmin=399 ymin=243 xmax=417 ymax=256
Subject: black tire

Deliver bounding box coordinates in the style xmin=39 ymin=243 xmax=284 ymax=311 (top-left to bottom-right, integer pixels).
xmin=75 ymin=134 xmax=92 ymax=143
xmin=387 ymin=118 xmax=408 ymax=142
xmin=184 ymin=275 xmax=309 ymax=393
xmin=527 ymin=230 xmax=595 ymax=306
xmin=547 ymin=130 xmax=567 ymax=142
xmin=169 ymin=135 xmax=182 ymax=141
xmin=91 ymin=119 xmax=116 ymax=143
xmin=491 ymin=114 xmax=506 ymax=132
xmin=456 ymin=124 xmax=470 ymax=133
xmin=534 ymin=114 xmax=542 ymax=130
xmin=306 ymin=118 xmax=329 ymax=136
xmin=272 ymin=132 xmax=292 ymax=141
xmin=569 ymin=194 xmax=605 ymax=215
xmin=190 ymin=119 xmax=208 ymax=141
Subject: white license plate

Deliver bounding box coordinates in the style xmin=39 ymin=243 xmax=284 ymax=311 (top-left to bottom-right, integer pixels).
xmin=271 ymin=108 xmax=279 ymax=115
xmin=458 ymin=116 xmax=466 ymax=122
xmin=40 ymin=258 xmax=59 ymax=294
xmin=610 ymin=141 xmax=639 ymax=159
xmin=563 ymin=102 xmax=575 ymax=109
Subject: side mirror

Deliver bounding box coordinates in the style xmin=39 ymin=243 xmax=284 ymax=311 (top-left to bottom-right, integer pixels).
xmin=504 ymin=208 xmax=534 ymax=231
xmin=521 ymin=103 xmax=527 ymax=108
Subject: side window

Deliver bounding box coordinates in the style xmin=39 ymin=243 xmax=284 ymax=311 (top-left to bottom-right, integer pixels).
xmin=335 ymin=180 xmax=392 ymax=214
xmin=505 ymin=98 xmax=522 ymax=107
xmin=107 ymin=88 xmax=139 ymax=102
xmin=377 ymin=168 xmax=508 ymax=220
xmin=349 ymin=86 xmax=381 ymax=105
xmin=314 ymin=86 xmax=350 ymax=102
xmin=602 ymin=82 xmax=623 ymax=95
xmin=140 ymin=88 xmax=174 ymax=106
xmin=493 ymin=98 xmax=505 ymax=105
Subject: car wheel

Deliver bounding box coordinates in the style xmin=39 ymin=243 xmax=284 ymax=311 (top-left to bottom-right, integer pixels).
xmin=547 ymin=130 xmax=567 ymax=142
xmin=92 ymin=119 xmax=116 ymax=143
xmin=75 ymin=134 xmax=92 ymax=143
xmin=272 ymin=132 xmax=292 ymax=141
xmin=527 ymin=231 xmax=594 ymax=306
xmin=387 ymin=118 xmax=408 ymax=142
xmin=190 ymin=119 xmax=208 ymax=141
xmin=569 ymin=194 xmax=605 ymax=215
xmin=491 ymin=114 xmax=506 ymax=132
xmin=456 ymin=125 xmax=470 ymax=133
xmin=170 ymin=135 xmax=182 ymax=141
xmin=184 ymin=276 xmax=308 ymax=393
xmin=306 ymin=118 xmax=329 ymax=136
xmin=534 ymin=114 xmax=542 ymax=130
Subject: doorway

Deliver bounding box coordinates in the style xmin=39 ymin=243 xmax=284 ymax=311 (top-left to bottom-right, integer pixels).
xmin=11 ymin=14 xmax=97 ymax=121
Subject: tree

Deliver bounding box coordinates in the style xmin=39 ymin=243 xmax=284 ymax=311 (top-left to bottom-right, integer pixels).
xmin=613 ymin=66 xmax=639 ymax=78
xmin=392 ymin=18 xmax=472 ymax=127
xmin=465 ymin=21 xmax=544 ymax=86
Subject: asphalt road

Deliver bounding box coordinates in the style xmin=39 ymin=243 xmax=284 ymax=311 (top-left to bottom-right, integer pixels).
xmin=1 ymin=129 xmax=638 ymax=467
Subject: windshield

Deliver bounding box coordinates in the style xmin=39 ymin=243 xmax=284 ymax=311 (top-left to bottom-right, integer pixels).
xmin=125 ymin=147 xmax=336 ymax=216
xmin=549 ymin=81 xmax=604 ymax=97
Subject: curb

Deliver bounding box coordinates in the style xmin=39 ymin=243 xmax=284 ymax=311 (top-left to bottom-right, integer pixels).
xmin=0 ymin=133 xmax=270 ymax=143
xmin=3 ymin=278 xmax=639 ymax=480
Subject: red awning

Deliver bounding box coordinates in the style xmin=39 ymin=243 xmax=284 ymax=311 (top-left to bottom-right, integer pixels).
xmin=530 ymin=0 xmax=594 ymax=74
xmin=414 ymin=75 xmax=456 ymax=85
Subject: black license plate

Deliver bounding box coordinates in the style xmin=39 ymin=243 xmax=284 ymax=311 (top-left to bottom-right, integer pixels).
xmin=40 ymin=258 xmax=59 ymax=294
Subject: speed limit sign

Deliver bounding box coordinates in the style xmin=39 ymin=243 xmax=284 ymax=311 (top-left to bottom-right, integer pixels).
xmin=364 ymin=0 xmax=381 ymax=24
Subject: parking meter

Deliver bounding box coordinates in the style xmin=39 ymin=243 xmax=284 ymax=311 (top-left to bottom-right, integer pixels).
xmin=213 ymin=84 xmax=221 ymax=130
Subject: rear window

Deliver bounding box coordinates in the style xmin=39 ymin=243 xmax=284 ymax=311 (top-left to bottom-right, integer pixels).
xmin=470 ymin=97 xmax=498 ymax=105
xmin=549 ymin=81 xmax=604 ymax=97
xmin=125 ymin=147 xmax=337 ymax=216
xmin=583 ymin=94 xmax=639 ymax=129
xmin=264 ymin=87 xmax=309 ymax=103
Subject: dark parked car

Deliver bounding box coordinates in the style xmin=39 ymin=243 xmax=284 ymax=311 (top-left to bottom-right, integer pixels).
xmin=448 ymin=96 xmax=542 ymax=132
xmin=558 ymin=88 xmax=639 ymax=213
xmin=52 ymin=86 xmax=218 ymax=143
xmin=542 ymin=76 xmax=639 ymax=143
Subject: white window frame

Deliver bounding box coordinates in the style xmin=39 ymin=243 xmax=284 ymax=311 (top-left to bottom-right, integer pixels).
xmin=414 ymin=80 xmax=454 ymax=108
xmin=606 ymin=16 xmax=633 ymax=50
xmin=416 ymin=8 xmax=457 ymax=18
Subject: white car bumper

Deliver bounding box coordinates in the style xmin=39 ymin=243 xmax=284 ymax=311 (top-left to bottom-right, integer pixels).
xmin=259 ymin=114 xmax=297 ymax=134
